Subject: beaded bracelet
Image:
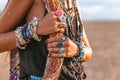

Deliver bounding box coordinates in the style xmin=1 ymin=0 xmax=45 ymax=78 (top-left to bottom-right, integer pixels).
xmin=30 ymin=75 xmax=42 ymax=80
xmin=75 ymin=41 xmax=85 ymax=60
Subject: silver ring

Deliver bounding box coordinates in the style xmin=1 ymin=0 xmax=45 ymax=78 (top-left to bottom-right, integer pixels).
xmin=58 ymin=48 xmax=66 ymax=55
xmin=58 ymin=16 xmax=67 ymax=22
xmin=57 ymin=42 xmax=64 ymax=48
xmin=61 ymin=36 xmax=67 ymax=42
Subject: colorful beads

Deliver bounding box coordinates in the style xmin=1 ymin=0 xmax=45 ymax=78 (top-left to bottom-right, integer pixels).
xmin=75 ymin=51 xmax=84 ymax=60
xmin=75 ymin=41 xmax=85 ymax=60
xmin=66 ymin=16 xmax=71 ymax=27
xmin=30 ymin=75 xmax=42 ymax=80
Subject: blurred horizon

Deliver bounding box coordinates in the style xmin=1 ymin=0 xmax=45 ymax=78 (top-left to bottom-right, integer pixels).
xmin=0 ymin=0 xmax=120 ymax=21
xmin=78 ymin=0 xmax=120 ymax=21
xmin=0 ymin=0 xmax=120 ymax=80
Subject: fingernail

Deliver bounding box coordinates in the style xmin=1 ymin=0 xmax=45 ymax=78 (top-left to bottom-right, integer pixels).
xmin=45 ymin=40 xmax=48 ymax=43
xmin=49 ymin=53 xmax=52 ymax=56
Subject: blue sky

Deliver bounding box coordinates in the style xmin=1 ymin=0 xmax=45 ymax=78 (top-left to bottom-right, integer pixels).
xmin=0 ymin=0 xmax=120 ymax=21
xmin=0 ymin=0 xmax=7 ymax=11
xmin=78 ymin=0 xmax=120 ymax=21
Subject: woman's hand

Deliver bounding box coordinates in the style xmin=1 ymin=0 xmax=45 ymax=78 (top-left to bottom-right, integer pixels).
xmin=46 ymin=35 xmax=79 ymax=58
xmin=37 ymin=11 xmax=65 ymax=35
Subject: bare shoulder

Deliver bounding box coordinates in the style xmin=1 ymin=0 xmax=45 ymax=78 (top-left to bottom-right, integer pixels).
xmin=26 ymin=0 xmax=46 ymax=22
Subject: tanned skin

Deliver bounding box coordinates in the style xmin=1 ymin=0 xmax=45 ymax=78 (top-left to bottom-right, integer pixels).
xmin=0 ymin=0 xmax=92 ymax=61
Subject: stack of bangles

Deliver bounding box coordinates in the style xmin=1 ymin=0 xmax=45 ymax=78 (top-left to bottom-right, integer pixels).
xmin=15 ymin=17 xmax=41 ymax=49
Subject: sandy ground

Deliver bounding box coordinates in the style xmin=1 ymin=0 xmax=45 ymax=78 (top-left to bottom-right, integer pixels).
xmin=0 ymin=21 xmax=120 ymax=80
xmin=83 ymin=21 xmax=120 ymax=80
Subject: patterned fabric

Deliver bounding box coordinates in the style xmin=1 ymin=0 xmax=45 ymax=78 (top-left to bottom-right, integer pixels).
xmin=9 ymin=49 xmax=21 ymax=80
xmin=9 ymin=0 xmax=87 ymax=79
xmin=60 ymin=58 xmax=86 ymax=80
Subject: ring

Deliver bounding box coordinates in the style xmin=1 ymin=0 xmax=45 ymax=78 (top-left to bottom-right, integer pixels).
xmin=61 ymin=36 xmax=67 ymax=42
xmin=55 ymin=10 xmax=63 ymax=16
xmin=58 ymin=48 xmax=66 ymax=55
xmin=57 ymin=42 xmax=64 ymax=48
xmin=58 ymin=16 xmax=67 ymax=22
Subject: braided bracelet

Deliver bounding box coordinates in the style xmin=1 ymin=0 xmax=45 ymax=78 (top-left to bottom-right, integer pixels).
xmin=28 ymin=17 xmax=42 ymax=42
xmin=15 ymin=17 xmax=42 ymax=49
xmin=15 ymin=27 xmax=27 ymax=49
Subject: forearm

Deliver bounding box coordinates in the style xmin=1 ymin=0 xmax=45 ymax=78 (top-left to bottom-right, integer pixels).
xmin=0 ymin=0 xmax=34 ymax=33
xmin=81 ymin=28 xmax=92 ymax=61
xmin=0 ymin=31 xmax=17 ymax=53
xmin=0 ymin=0 xmax=34 ymax=52
xmin=82 ymin=47 xmax=92 ymax=62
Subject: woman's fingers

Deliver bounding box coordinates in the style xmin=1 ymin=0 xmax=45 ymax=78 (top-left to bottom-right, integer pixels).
xmin=46 ymin=35 xmax=68 ymax=43
xmin=47 ymin=46 xmax=74 ymax=58
xmin=48 ymin=48 xmax=72 ymax=58
xmin=47 ymin=40 xmax=70 ymax=48
xmin=46 ymin=36 xmax=79 ymax=58
xmin=48 ymin=47 xmax=68 ymax=53
xmin=47 ymin=42 xmax=64 ymax=48
xmin=48 ymin=47 xmax=67 ymax=58
xmin=37 ymin=11 xmax=66 ymax=35
xmin=49 ymin=53 xmax=64 ymax=58
xmin=46 ymin=36 xmax=61 ymax=43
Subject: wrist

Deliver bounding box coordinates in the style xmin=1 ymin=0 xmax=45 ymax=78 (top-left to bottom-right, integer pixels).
xmin=74 ymin=41 xmax=85 ymax=60
xmin=81 ymin=48 xmax=92 ymax=62
xmin=27 ymin=17 xmax=42 ymax=41
xmin=36 ymin=21 xmax=42 ymax=36
xmin=15 ymin=17 xmax=42 ymax=49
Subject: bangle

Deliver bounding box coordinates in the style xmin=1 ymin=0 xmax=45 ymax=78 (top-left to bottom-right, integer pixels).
xmin=27 ymin=17 xmax=42 ymax=41
xmin=15 ymin=27 xmax=27 ymax=49
xmin=16 ymin=41 xmax=26 ymax=49
xmin=75 ymin=41 xmax=85 ymax=60
xmin=15 ymin=17 xmax=42 ymax=49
